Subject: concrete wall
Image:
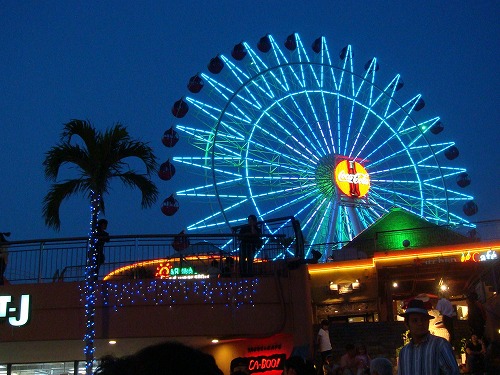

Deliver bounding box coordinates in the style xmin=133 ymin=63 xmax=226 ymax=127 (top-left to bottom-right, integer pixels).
xmin=0 ymin=266 xmax=314 ymax=368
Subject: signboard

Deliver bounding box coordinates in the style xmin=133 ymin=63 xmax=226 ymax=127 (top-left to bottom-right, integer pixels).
xmin=231 ymin=354 xmax=286 ymax=374
xmin=461 ymin=250 xmax=497 ymax=263
xmin=334 ymin=160 xmax=370 ymax=198
xmin=155 ymin=263 xmax=208 ymax=280
xmin=0 ymin=294 xmax=30 ymax=327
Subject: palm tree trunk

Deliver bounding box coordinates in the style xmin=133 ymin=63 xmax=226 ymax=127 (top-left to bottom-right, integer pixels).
xmin=84 ymin=192 xmax=100 ymax=375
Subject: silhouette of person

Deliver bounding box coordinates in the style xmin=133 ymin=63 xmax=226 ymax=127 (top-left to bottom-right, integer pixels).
xmin=436 ymin=292 xmax=456 ymax=343
xmin=94 ymin=341 xmax=223 ymax=375
xmin=237 ymin=215 xmax=262 ymax=276
xmin=95 ymin=219 xmax=110 ymax=280
xmin=0 ymin=232 xmax=10 ymax=285
xmin=466 ymin=292 xmax=486 ymax=339
xmin=369 ymin=358 xmax=392 ymax=375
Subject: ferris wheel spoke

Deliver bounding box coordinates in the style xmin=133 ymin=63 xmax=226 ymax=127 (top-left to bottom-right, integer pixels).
xmin=337 ymin=45 xmax=353 ymax=93
xmin=288 ymin=95 xmax=326 ymax=153
xmin=423 ymin=166 xmax=467 ymax=182
xmin=403 ymin=117 xmax=439 ymax=146
xmin=187 ymin=198 xmax=251 ymax=231
xmin=176 ymin=156 xmax=243 ymax=178
xmin=200 ymin=73 xmax=234 ymax=102
xmin=258 ymin=189 xmax=320 ymax=220
xmin=296 ymin=35 xmax=322 ymax=88
xmin=271 ymin=97 xmax=324 ymax=157
xmin=358 ymin=125 xmax=401 ymax=163
xmin=386 ymin=95 xmax=423 ymax=133
xmin=370 ymin=187 xmax=423 ymax=210
xmin=177 ymin=178 xmax=243 ymax=197
xmin=259 ymin=110 xmax=320 ymax=159
xmin=221 ymin=56 xmax=273 ymax=106
xmin=348 ymin=104 xmax=373 ymax=158
xmin=299 ymin=196 xmax=331 ymax=241
xmin=252 ymin=125 xmax=318 ymax=166
xmin=380 ymin=75 xmax=403 ymax=117
xmin=186 ymin=98 xmax=253 ymax=139
xmin=372 ymin=178 xmax=421 ymax=185
xmin=250 ymin=183 xmax=317 ymax=200
xmin=320 ymin=101 xmax=336 ymax=154
xmin=244 ymin=161 xmax=313 ymax=178
xmin=177 ymin=125 xmax=246 ymax=154
xmin=366 ymin=197 xmax=391 ymax=217
xmin=423 ymin=182 xmax=474 ymax=200
xmin=354 ymin=119 xmax=385 ymax=161
xmin=426 ymin=142 xmax=456 ymax=158
xmin=304 ymin=202 xmax=333 ymax=253
xmin=267 ymin=35 xmax=298 ymax=92
xmin=304 ymin=91 xmax=332 ymax=154
xmin=315 ymin=37 xmax=331 ymax=87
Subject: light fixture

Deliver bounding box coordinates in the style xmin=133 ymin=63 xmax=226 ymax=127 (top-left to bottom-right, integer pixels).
xmin=108 ymin=340 xmax=117 ymax=345
xmin=329 ymin=282 xmax=338 ymax=291
xmin=438 ymin=278 xmax=448 ymax=292
xmin=352 ymin=279 xmax=360 ymax=289
xmin=211 ymin=339 xmax=219 ymax=344
xmin=392 ymin=282 xmax=398 ymax=288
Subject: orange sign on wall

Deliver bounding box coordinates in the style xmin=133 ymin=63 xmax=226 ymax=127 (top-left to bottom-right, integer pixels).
xmin=334 ymin=160 xmax=370 ymax=198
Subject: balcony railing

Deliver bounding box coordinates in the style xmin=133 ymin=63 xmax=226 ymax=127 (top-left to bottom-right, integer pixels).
xmin=1 ymin=216 xmax=304 ymax=284
xmin=2 ymin=218 xmax=498 ymax=285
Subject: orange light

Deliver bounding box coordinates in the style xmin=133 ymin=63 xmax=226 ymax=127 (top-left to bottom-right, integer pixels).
xmin=307 ymin=242 xmax=500 ymax=274
xmin=334 ymin=160 xmax=370 ymax=198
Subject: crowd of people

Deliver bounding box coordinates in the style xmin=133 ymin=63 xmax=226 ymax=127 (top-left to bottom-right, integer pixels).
xmin=315 ymin=319 xmax=392 ymax=375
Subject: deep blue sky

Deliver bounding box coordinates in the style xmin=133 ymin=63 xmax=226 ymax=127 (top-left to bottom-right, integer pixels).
xmin=0 ymin=1 xmax=498 ymax=240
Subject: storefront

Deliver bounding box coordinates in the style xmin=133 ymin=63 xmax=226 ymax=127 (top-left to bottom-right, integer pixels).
xmin=309 ymin=241 xmax=499 ymax=324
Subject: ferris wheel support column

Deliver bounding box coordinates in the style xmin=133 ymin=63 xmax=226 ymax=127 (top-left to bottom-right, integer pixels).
xmin=326 ymin=199 xmax=340 ymax=250
xmin=347 ymin=205 xmax=363 ymax=237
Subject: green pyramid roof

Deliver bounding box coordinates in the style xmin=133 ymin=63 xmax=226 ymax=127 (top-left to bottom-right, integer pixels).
xmin=341 ymin=207 xmax=472 ymax=257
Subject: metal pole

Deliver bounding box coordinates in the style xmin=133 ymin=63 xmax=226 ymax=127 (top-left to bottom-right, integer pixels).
xmin=37 ymin=242 xmax=44 ymax=283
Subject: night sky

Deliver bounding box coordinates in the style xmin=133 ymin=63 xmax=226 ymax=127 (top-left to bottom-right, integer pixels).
xmin=0 ymin=1 xmax=498 ymax=240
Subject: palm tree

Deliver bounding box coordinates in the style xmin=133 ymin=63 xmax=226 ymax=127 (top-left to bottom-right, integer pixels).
xmin=43 ymin=119 xmax=158 ymax=374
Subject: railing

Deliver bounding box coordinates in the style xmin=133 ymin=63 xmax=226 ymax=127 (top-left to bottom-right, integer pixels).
xmin=2 ymin=218 xmax=498 ymax=285
xmin=1 ymin=216 xmax=304 ymax=284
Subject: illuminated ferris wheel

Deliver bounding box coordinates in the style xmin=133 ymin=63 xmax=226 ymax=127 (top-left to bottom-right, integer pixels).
xmin=167 ymin=33 xmax=476 ymax=257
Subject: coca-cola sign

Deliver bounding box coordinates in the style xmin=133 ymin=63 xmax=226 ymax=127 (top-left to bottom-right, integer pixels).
xmin=334 ymin=160 xmax=370 ymax=198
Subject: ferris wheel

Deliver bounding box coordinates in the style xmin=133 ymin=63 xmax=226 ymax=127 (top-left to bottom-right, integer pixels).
xmin=166 ymin=33 xmax=477 ymax=258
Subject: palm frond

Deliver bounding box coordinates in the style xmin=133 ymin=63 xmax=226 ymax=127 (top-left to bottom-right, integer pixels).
xmin=43 ymin=143 xmax=90 ymax=180
xmin=112 ymin=141 xmax=158 ymax=174
xmin=42 ymin=179 xmax=90 ymax=230
xmin=62 ymin=120 xmax=96 ymax=143
xmin=118 ymin=172 xmax=159 ymax=208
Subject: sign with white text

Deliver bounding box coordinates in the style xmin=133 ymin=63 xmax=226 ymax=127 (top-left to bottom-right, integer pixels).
xmin=0 ymin=294 xmax=31 ymax=327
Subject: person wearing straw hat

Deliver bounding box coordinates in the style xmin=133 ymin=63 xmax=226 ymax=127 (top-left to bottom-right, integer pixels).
xmin=397 ymin=299 xmax=459 ymax=375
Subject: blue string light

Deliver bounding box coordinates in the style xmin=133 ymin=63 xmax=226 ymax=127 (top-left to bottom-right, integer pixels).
xmin=80 ymin=278 xmax=259 ymax=312
xmin=83 ymin=192 xmax=101 ymax=375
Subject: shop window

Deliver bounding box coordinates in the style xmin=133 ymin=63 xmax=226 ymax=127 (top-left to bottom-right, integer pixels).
xmin=8 ymin=361 xmax=87 ymax=375
xmin=456 ymin=304 xmax=468 ymax=320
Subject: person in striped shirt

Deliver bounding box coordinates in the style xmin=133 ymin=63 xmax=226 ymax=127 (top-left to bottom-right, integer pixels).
xmin=397 ymin=299 xmax=459 ymax=375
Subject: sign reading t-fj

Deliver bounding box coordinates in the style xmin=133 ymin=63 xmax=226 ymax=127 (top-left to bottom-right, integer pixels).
xmin=0 ymin=294 xmax=31 ymax=327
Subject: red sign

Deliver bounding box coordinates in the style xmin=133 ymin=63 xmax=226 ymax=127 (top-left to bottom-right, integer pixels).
xmin=334 ymin=160 xmax=370 ymax=198
xmin=232 ymin=354 xmax=286 ymax=374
